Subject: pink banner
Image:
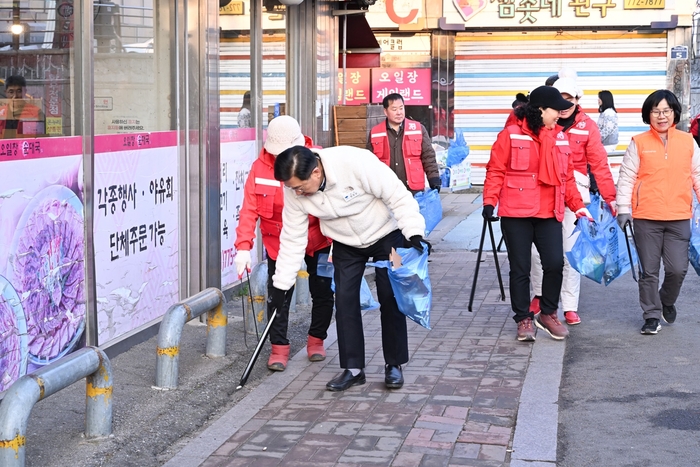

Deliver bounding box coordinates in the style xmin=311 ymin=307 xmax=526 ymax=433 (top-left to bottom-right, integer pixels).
xmin=0 ymin=136 xmax=82 ymax=161
xmin=220 ymin=128 xmax=256 ymax=143
xmin=94 ymin=131 xmax=178 ymax=153
xmin=371 ymin=68 xmax=431 ymax=105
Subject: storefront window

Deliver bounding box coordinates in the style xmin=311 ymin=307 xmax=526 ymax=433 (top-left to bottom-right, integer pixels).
xmin=92 ymin=0 xmax=180 ymax=348
xmin=0 ymin=0 xmax=81 ymax=391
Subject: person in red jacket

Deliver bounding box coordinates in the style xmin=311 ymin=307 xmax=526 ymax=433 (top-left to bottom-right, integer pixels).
xmin=529 ymin=78 xmax=617 ymax=326
xmin=367 ymin=93 xmax=440 ymax=193
xmin=234 ymin=116 xmax=333 ymax=371
xmin=483 ymin=86 xmax=589 ymax=342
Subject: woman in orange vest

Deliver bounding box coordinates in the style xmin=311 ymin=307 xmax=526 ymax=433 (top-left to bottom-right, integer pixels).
xmin=483 ymin=86 xmax=589 ymax=342
xmin=616 ymin=90 xmax=700 ymax=335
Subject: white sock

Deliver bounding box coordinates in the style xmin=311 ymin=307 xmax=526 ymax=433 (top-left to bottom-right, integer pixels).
xmin=348 ymin=368 xmax=361 ymax=376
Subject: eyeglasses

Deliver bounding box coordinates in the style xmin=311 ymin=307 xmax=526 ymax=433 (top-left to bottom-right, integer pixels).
xmin=285 ymin=182 xmax=308 ymax=195
xmin=650 ymin=109 xmax=674 ymax=118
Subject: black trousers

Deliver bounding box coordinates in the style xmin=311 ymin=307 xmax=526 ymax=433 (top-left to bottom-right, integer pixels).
xmin=266 ymin=246 xmax=335 ymax=345
xmin=332 ymin=229 xmax=408 ymax=369
xmin=500 ymin=216 xmax=563 ymax=322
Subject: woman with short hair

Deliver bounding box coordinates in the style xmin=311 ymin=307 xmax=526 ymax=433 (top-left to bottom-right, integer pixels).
xmin=616 ymin=89 xmax=700 ymax=335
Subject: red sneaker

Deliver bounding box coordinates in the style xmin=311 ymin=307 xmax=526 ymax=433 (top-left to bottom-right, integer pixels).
xmin=529 ymin=297 xmax=541 ymax=318
xmin=535 ymin=313 xmax=569 ymax=340
xmin=516 ymin=318 xmax=536 ymax=342
xmin=564 ymin=311 xmax=581 ymax=325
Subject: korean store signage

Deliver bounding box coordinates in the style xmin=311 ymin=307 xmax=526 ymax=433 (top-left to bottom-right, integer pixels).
xmin=440 ymin=0 xmax=681 ymax=27
xmin=370 ymin=68 xmax=430 ymax=106
xmin=337 ymin=69 xmax=371 ymax=106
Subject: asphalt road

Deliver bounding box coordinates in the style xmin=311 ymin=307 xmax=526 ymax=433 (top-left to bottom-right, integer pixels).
xmin=559 ymin=266 xmax=700 ymax=466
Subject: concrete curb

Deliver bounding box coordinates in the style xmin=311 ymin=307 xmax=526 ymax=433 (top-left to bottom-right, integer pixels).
xmin=511 ymin=335 xmax=565 ymax=466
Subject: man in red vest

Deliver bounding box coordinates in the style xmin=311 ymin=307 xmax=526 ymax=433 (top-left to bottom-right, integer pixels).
xmin=367 ymin=93 xmax=440 ymax=193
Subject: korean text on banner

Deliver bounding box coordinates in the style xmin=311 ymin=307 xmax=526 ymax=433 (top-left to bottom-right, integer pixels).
xmin=93 ymin=132 xmax=179 ymax=347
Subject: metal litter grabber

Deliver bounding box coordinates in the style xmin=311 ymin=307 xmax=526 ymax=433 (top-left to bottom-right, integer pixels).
xmin=236 ymin=288 xmax=292 ymax=390
xmin=623 ymin=220 xmax=645 ymax=282
xmin=468 ymin=216 xmax=506 ymax=312
xmin=236 ymin=308 xmax=278 ymax=390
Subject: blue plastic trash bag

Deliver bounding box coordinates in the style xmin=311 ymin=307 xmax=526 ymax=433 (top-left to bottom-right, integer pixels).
xmin=414 ymin=189 xmax=443 ymax=236
xmin=369 ymin=246 xmax=432 ymax=329
xmin=566 ymin=217 xmax=606 ymax=284
xmin=446 ymin=130 xmax=469 ymax=167
xmin=360 ymin=277 xmax=380 ymax=310
xmin=689 ymin=205 xmax=700 ymax=276
xmin=602 ymin=222 xmax=639 ymax=286
xmin=585 ymin=194 xmax=639 ymax=285
xmin=324 ymin=253 xmax=380 ymax=310
xmin=587 ymin=193 xmax=614 ymax=227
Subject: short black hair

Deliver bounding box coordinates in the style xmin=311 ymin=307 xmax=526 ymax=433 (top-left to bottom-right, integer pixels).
xmin=598 ymin=90 xmax=616 ymax=112
xmin=274 ymin=146 xmax=318 ymax=182
xmin=5 ymin=75 xmax=26 ymax=89
xmin=641 ymin=89 xmax=681 ymax=125
xmin=382 ymin=93 xmax=403 ymax=109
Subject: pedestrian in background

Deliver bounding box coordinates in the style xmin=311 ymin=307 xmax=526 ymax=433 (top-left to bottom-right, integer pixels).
xmin=237 ymin=91 xmax=252 ymax=128
xmin=483 ymin=85 xmax=589 ymax=342
xmin=234 ymin=116 xmax=334 ymax=371
xmin=269 ymin=145 xmax=428 ymax=392
xmin=530 ymin=77 xmax=617 ymax=326
xmin=368 ymin=93 xmax=441 ymax=193
xmin=616 ymin=90 xmax=700 ymax=335
xmin=597 ymin=90 xmax=618 ymax=152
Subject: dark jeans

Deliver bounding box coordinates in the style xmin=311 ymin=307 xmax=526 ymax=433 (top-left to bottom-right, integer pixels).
xmin=332 ymin=229 xmax=408 ymax=369
xmin=266 ymin=246 xmax=335 ymax=345
xmin=501 ymin=216 xmax=563 ymax=322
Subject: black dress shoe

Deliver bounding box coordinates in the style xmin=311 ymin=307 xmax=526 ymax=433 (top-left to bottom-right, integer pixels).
xmin=326 ymin=370 xmax=366 ymax=392
xmin=385 ymin=365 xmax=404 ymax=389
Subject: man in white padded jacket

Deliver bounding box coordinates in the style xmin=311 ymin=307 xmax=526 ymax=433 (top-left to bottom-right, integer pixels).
xmin=267 ymin=144 xmax=429 ymax=392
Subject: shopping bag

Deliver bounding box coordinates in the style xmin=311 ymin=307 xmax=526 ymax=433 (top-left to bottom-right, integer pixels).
xmin=414 ymin=189 xmax=443 ymax=236
xmin=369 ymin=246 xmax=432 ymax=329
xmin=566 ymin=217 xmax=606 ymax=284
xmin=689 ymin=205 xmax=700 ymax=276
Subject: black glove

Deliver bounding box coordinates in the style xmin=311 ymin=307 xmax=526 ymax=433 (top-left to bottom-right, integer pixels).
xmin=482 ymin=205 xmax=495 ymax=220
xmin=428 ymin=177 xmax=442 ymax=193
xmin=267 ymin=285 xmax=289 ymax=313
xmin=409 ymin=235 xmax=432 ymax=255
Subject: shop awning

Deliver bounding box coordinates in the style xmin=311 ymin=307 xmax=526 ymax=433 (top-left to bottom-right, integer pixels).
xmin=337 ymin=13 xmax=380 ymax=68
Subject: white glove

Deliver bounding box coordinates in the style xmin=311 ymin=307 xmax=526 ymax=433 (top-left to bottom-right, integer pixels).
xmin=575 ymin=207 xmax=593 ymax=221
xmin=234 ymin=250 xmax=252 ymax=278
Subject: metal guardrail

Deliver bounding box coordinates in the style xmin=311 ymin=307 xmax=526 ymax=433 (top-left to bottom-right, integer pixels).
xmin=154 ymin=287 xmax=226 ymax=390
xmin=0 ymin=346 xmax=113 ymax=467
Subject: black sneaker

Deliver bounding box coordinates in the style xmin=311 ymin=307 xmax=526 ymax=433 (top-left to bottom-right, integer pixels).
xmin=662 ymin=304 xmax=677 ymax=324
xmin=641 ymin=318 xmax=661 ymax=335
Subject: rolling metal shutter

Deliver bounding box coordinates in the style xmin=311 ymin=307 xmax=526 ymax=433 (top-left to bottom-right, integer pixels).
xmin=454 ymin=31 xmax=668 ymax=184
xmin=220 ymin=35 xmax=286 ymax=128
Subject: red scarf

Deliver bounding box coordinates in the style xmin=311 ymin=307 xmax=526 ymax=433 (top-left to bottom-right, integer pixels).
xmin=535 ymin=126 xmax=560 ymax=187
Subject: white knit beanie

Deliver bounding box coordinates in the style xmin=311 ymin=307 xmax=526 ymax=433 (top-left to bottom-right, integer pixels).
xmin=264 ymin=116 xmax=305 ymax=156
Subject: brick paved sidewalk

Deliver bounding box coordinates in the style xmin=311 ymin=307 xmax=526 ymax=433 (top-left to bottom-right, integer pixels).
xmin=167 ymin=242 xmax=532 ymax=467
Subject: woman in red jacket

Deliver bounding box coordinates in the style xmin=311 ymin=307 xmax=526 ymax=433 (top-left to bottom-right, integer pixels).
xmin=483 ymin=86 xmax=589 ymax=342
xmin=234 ymin=116 xmax=333 ymax=371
